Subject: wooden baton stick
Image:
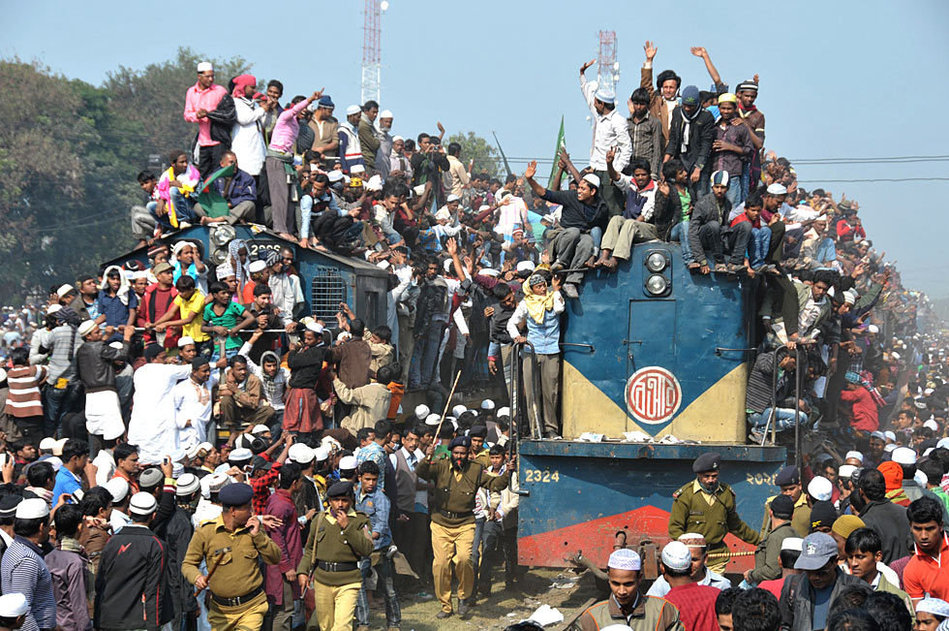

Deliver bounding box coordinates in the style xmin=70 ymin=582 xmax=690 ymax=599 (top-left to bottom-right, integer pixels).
xmin=429 ymin=371 xmax=462 ymax=459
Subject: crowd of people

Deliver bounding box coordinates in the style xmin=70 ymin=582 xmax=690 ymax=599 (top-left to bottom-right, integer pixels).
xmin=0 ymin=39 xmax=939 ymax=631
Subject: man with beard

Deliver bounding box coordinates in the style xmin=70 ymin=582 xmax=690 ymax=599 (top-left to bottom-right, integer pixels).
xmin=669 ymin=453 xmax=759 ymax=573
xmin=664 ymin=85 xmax=715 ymax=198
xmin=172 ymin=358 xmax=218 ymax=452
xmin=415 ymin=436 xmax=514 ymax=619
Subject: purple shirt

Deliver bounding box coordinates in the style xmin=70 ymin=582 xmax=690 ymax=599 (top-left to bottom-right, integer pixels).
xmin=264 ymin=489 xmax=303 ymax=605
xmin=45 ymin=543 xmax=92 ymax=631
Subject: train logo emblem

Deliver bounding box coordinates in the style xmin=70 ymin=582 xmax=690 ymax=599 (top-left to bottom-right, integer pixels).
xmin=625 ymin=367 xmax=682 ymax=424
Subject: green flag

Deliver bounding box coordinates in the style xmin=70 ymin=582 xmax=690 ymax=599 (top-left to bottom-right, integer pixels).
xmin=547 ymin=115 xmax=566 ymax=189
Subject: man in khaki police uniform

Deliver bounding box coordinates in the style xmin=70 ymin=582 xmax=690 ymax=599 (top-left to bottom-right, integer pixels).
xmin=296 ymin=481 xmax=373 ymax=631
xmin=668 ymin=452 xmax=759 ymax=573
xmin=182 ymin=483 xmax=281 ymax=631
xmin=416 ymin=435 xmax=514 ymax=619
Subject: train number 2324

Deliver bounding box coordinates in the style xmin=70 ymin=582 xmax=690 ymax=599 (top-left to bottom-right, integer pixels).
xmin=524 ymin=469 xmax=560 ymax=483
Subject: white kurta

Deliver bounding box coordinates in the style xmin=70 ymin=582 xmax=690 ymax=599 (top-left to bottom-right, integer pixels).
xmin=172 ymin=373 xmax=219 ymax=453
xmin=231 ymin=98 xmax=267 ymax=176
xmin=128 ymin=364 xmax=192 ymax=465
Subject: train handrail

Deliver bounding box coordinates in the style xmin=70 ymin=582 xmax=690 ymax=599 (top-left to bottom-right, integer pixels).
xmin=758 ymin=342 xmax=807 ymax=472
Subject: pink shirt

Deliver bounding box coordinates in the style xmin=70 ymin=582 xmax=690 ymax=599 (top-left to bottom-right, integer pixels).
xmin=183 ymin=83 xmax=227 ymax=146
xmin=268 ymin=99 xmax=309 ymax=154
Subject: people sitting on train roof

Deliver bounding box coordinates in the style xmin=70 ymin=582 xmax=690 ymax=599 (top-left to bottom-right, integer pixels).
xmin=593 ymin=151 xmax=659 ymax=271
xmin=522 ymin=159 xmax=607 ymax=299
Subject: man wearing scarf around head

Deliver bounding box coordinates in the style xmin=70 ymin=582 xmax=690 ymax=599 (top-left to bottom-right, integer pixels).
xmin=664 ymin=85 xmax=715 ymax=198
xmin=506 ymin=270 xmax=565 ymax=439
xmin=416 ymin=436 xmax=515 ymax=619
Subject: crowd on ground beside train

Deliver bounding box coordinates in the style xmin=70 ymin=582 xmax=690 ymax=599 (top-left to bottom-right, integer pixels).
xmin=0 ymin=41 xmax=939 ymax=631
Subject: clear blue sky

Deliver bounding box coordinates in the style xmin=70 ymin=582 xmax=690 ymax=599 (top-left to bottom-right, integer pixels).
xmin=6 ymin=1 xmax=948 ymax=296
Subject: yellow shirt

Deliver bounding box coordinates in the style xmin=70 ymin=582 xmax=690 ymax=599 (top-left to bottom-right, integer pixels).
xmin=174 ymin=291 xmax=209 ymax=342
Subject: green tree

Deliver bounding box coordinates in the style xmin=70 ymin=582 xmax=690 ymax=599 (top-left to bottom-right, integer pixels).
xmin=445 ymin=131 xmax=501 ymax=178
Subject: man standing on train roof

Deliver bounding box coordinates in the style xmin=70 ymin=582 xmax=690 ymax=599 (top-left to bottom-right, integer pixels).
xmin=669 ymin=452 xmax=759 ymax=573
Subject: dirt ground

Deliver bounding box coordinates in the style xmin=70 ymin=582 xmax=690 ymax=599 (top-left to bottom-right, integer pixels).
xmin=359 ymin=566 xmax=605 ymax=631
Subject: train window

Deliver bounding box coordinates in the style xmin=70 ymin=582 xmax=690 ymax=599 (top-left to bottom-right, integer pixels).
xmin=310 ymin=267 xmax=346 ymax=324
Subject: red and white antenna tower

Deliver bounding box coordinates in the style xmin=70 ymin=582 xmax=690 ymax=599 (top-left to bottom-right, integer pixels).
xmin=361 ymin=0 xmax=388 ymax=104
xmin=597 ymin=30 xmax=619 ymax=94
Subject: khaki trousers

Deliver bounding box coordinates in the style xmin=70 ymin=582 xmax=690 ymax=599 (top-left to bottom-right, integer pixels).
xmin=431 ymin=520 xmax=476 ymax=613
xmin=310 ymin=580 xmax=360 ymax=631
xmin=601 ymin=215 xmax=659 ymax=260
xmin=207 ymin=591 xmax=269 ymax=631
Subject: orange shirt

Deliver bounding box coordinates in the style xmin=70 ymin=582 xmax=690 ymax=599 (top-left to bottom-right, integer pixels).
xmin=903 ymin=534 xmax=949 ymax=601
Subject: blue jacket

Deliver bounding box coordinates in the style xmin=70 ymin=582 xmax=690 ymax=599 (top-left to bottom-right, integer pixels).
xmin=213 ymin=168 xmax=257 ymax=206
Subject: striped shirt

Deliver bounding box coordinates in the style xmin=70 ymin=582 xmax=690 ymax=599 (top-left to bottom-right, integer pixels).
xmin=1 ymin=537 xmax=56 ymax=631
xmin=5 ymin=365 xmax=48 ymax=418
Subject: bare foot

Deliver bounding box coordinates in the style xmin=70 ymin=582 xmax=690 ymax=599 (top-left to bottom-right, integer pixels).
xmin=277 ymin=232 xmax=296 ymax=241
xmin=584 ymin=255 xmax=597 ymax=269
xmin=601 ymin=256 xmax=619 ymax=271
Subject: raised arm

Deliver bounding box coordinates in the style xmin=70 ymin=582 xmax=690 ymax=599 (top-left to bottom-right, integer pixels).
xmin=523 ymin=161 xmax=547 ymax=199
xmin=690 ymin=47 xmax=725 ymax=92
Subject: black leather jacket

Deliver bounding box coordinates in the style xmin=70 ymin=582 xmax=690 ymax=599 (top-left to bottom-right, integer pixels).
xmin=75 ymin=340 xmax=129 ymax=394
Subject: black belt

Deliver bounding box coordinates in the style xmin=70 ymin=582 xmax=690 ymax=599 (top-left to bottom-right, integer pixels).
xmin=317 ymin=560 xmax=358 ymax=572
xmin=440 ymin=509 xmax=474 ymax=519
xmin=210 ymin=585 xmax=263 ymax=608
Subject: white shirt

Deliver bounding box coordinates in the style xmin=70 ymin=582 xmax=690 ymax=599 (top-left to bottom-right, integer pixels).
xmin=93 ymin=450 xmax=116 ymax=487
xmin=580 ymin=75 xmax=632 ymax=172
xmin=110 ymin=509 xmax=131 ymax=534
xmin=232 ymin=97 xmax=267 ymax=176
xmin=172 ymin=373 xmax=219 ymax=453
xmin=506 ymin=291 xmax=566 ymax=341
xmin=647 ymin=568 xmax=732 ymax=596
xmin=128 ymin=363 xmax=193 ymax=465
xmin=798 ymin=295 xmax=826 ymax=335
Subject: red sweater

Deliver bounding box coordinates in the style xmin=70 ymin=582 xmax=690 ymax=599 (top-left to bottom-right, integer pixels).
xmin=839 ymin=385 xmax=879 ymax=432
xmin=665 ymin=583 xmax=720 ymax=631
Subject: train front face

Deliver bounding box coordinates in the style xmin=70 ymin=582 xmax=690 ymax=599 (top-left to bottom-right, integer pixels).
xmin=516 ymin=243 xmax=786 ymax=572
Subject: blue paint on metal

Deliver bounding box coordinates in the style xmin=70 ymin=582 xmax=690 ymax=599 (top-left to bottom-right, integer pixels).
xmin=517 ymin=440 xmax=786 ymax=543
xmin=563 ymin=243 xmax=751 ymax=435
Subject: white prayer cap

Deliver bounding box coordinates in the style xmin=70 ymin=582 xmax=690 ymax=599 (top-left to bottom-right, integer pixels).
xmin=40 ymin=437 xmax=67 ymax=455
xmin=77 ymin=320 xmax=97 ymax=338
xmin=105 ymin=477 xmax=130 ymax=503
xmin=0 ymin=593 xmax=30 ymax=618
xmin=288 ymin=443 xmax=315 ymax=465
xmin=497 ymin=406 xmax=511 ymax=418
xmin=251 ymin=424 xmax=270 ymax=435
xmin=868 ymin=325 xmax=879 ymax=334
xmin=937 ymin=438 xmax=949 ymax=450
xmin=178 ymin=336 xmax=195 ymax=348
xmin=46 ymin=304 xmax=63 ymax=316
xmin=321 ymin=436 xmax=341 ymax=452
xmin=807 ymin=476 xmax=833 ymax=501
xmin=339 ymin=455 xmax=357 ymax=471
xmin=204 ymin=472 xmax=231 ymax=494
xmin=379 ymin=109 xmax=393 ymax=119
xmin=415 ymin=404 xmax=430 ymax=420
xmin=781 ymin=537 xmax=804 ymax=552
xmin=838 ymin=464 xmax=857 ymax=479
xmin=346 ymin=105 xmax=361 ymax=116
xmin=593 ymin=84 xmax=616 ymax=104
xmin=884 ymin=431 xmax=896 ymax=442
xmin=661 ymin=541 xmax=692 ymax=571
xmin=924 ymin=420 xmax=940 ymax=432
xmin=196 ymin=62 xmax=213 ymax=73
xmin=327 ymin=170 xmax=344 ymax=183
xmin=365 ymin=175 xmax=383 ymax=192
xmin=677 ymin=532 xmax=708 ymax=548
xmin=915 ymin=470 xmax=929 ymax=487
xmin=916 ymin=598 xmax=949 ymax=618
xmin=884 ymin=444 xmax=898 ymax=453
xmin=890 ymin=352 xmax=901 ymax=361
xmin=516 ymin=260 xmax=535 ymax=273
xmin=229 ymin=448 xmax=253 ymax=464
xmin=15 ymin=498 xmax=49 ymax=520
xmin=56 ymin=283 xmax=76 ymax=298
xmin=305 ymin=320 xmax=324 ymax=334
xmin=481 ymin=399 xmax=496 ymax=411
xmin=176 ymin=473 xmax=201 ymax=496
xmin=446 ymin=194 xmax=461 ymax=203
xmin=925 ymin=388 xmax=935 ymax=396
xmin=215 ymin=264 xmax=235 ymax=280
xmin=452 ymin=405 xmax=467 ymax=417
xmin=425 ymin=414 xmax=441 ymax=426
xmin=582 ymin=173 xmax=601 ymax=189
xmin=248 ymin=260 xmax=267 ymax=274
xmin=767 ymin=183 xmax=788 ymax=195
xmin=392 ymin=135 xmax=404 ymax=143
xmin=313 ymin=446 xmax=331 ymax=462
xmin=607 ymin=548 xmax=641 ymax=571
xmin=892 ymin=447 xmax=917 ymax=466
xmin=845 ymin=451 xmax=864 ymax=463
xmin=842 ymin=291 xmax=857 ymax=306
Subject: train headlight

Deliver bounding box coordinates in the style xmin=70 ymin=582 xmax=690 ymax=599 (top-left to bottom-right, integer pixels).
xmin=646 ymin=251 xmax=667 ymax=272
xmin=645 ymin=274 xmax=668 ymax=296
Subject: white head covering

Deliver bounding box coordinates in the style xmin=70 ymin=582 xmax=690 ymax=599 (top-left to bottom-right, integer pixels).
xmin=105 ymin=477 xmax=130 ymax=503
xmin=415 ymin=404 xmax=431 ymax=420
xmin=807 ymin=476 xmax=833 ymax=501
xmin=607 ymin=548 xmax=641 ymax=571
xmin=916 ymin=598 xmax=949 ymax=618
xmin=0 ymin=593 xmax=30 ymax=618
xmin=845 ymin=450 xmax=864 ymax=464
